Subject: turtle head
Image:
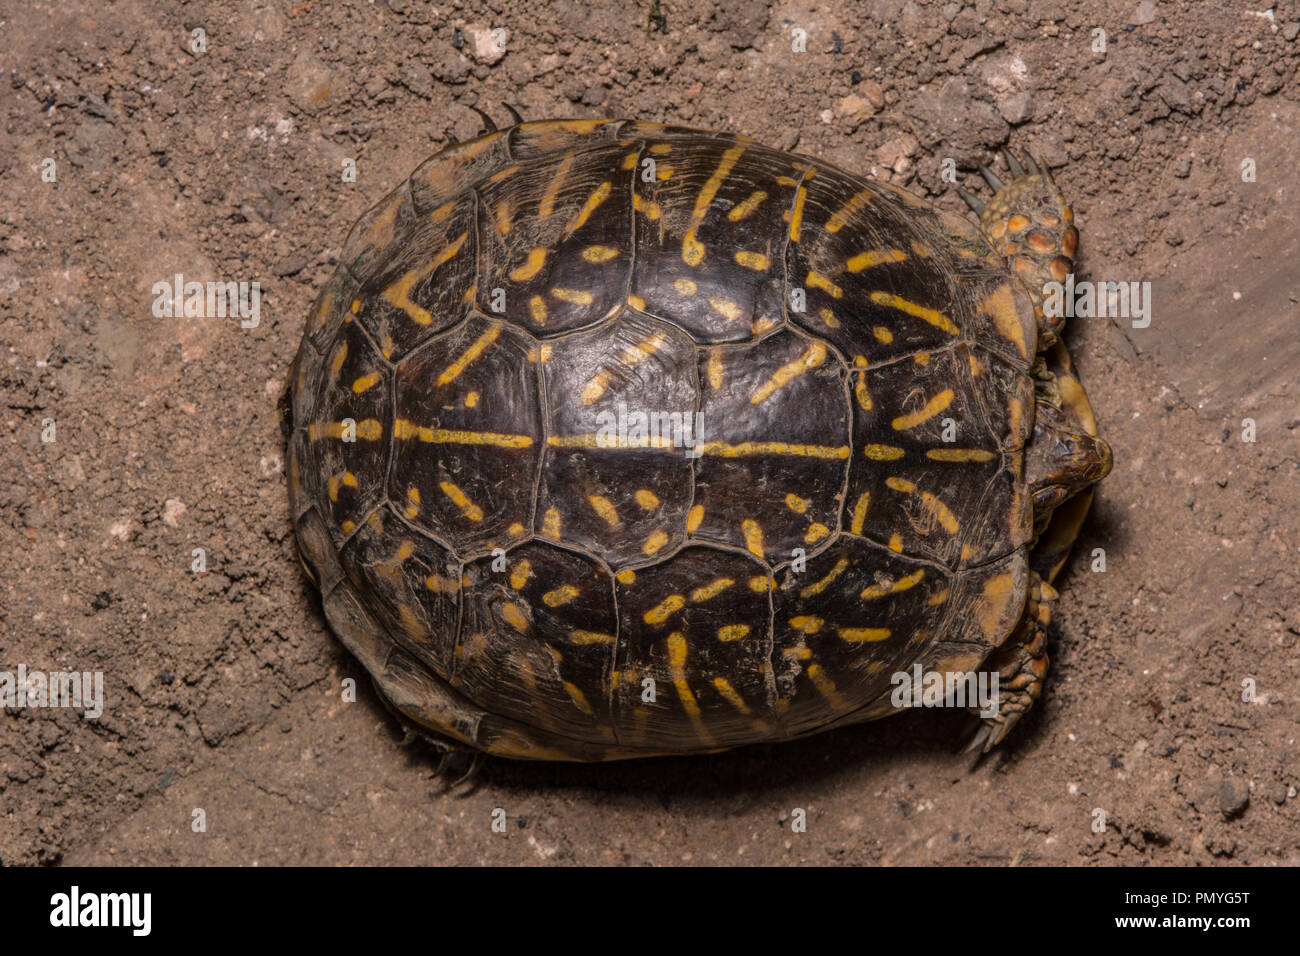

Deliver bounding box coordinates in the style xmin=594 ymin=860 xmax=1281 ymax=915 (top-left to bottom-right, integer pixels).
xmin=1024 ymin=397 xmax=1112 ymax=525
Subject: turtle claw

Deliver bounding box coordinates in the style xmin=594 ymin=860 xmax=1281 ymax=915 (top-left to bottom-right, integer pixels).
xmin=980 ymin=165 xmax=1005 ymax=191
xmin=1001 ymin=149 xmax=1024 ymax=178
xmin=469 ymin=104 xmax=498 ymax=133
xmin=502 ymin=102 xmax=524 ymax=125
xmin=956 ymin=185 xmax=985 ymax=214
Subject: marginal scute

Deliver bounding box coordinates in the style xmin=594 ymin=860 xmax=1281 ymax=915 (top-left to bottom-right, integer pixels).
xmin=407 ymin=129 xmax=512 ymax=213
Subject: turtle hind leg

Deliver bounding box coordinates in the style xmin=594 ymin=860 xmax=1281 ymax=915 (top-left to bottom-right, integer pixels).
xmin=965 ymin=572 xmax=1056 ymax=753
xmin=961 ymin=151 xmax=1078 ymax=347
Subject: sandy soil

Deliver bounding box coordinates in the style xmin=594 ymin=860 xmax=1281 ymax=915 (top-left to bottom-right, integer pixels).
xmin=2 ymin=0 xmax=1298 ymax=866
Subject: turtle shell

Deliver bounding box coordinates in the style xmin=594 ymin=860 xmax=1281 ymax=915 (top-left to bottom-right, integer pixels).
xmin=286 ymin=119 xmax=1040 ymax=760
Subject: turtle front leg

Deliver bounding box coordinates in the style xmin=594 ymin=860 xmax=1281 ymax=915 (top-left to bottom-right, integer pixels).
xmin=966 ymin=572 xmax=1056 ymax=753
xmin=958 ymin=152 xmax=1077 ymax=347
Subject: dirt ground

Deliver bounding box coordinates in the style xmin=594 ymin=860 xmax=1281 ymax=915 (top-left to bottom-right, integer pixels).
xmin=2 ymin=0 xmax=1299 ymax=866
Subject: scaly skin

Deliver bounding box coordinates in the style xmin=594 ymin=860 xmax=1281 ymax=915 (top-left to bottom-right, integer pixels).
xmin=960 ymin=152 xmax=1111 ymax=752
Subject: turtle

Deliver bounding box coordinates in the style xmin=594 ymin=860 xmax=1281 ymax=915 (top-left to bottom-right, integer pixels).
xmin=282 ymin=117 xmax=1112 ymax=763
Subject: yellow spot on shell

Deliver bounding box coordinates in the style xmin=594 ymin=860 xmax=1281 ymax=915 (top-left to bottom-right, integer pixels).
xmin=805 ymin=270 xmax=843 ymax=299
xmin=825 ymin=188 xmax=874 ymax=233
xmin=873 ymin=326 xmax=894 ymax=344
xmin=806 ymin=663 xmax=846 ymax=709
xmin=846 ymin=248 xmax=906 ymax=272
xmin=633 ymin=194 xmax=661 ymax=220
xmin=804 ymin=522 xmax=830 ymax=544
xmin=710 ymin=297 xmax=743 ymax=322
xmin=330 ymin=343 xmax=348 ymax=374
xmin=674 ymin=278 xmax=698 ymax=295
xmin=439 ymin=480 xmax=484 ymax=521
xmin=717 ymin=624 xmax=751 ymax=642
xmin=645 ymin=594 xmax=685 ymax=625
xmin=571 ymin=630 xmax=616 ymax=645
xmin=849 ymin=492 xmax=871 ymax=535
xmin=438 ymin=326 xmax=501 ymax=386
xmin=642 ymin=529 xmax=670 ymax=555
xmin=801 ymin=557 xmax=850 ymax=598
xmin=741 ymin=519 xmax=764 ymax=557
xmin=788 ymin=179 xmax=810 ymax=241
xmin=706 ymin=352 xmax=724 ymax=389
xmin=863 ymin=444 xmax=905 ymax=460
xmin=326 ymin=471 xmax=359 ymax=502
xmin=492 ymin=199 xmax=512 ymax=236
xmin=588 ymin=495 xmax=620 ymax=526
xmin=686 ymin=504 xmax=705 ymax=534
xmin=501 ymin=602 xmax=529 ymax=632
xmin=563 ymin=682 xmax=594 ymax=715
xmin=749 ymin=575 xmax=771 ymax=592
xmin=785 ymin=493 xmax=810 ymax=514
xmin=666 ymin=632 xmax=703 ymax=720
xmin=541 ymin=507 xmax=561 ymax=538
xmin=403 ymin=485 xmax=421 ymax=518
xmin=529 ymin=296 xmax=548 ymax=324
xmin=564 ymin=181 xmax=612 ymax=236
xmin=696 ymin=440 xmax=850 ymax=460
xmin=508 ymin=522 xmax=526 ymax=537
xmin=854 ymin=376 xmax=873 ymax=411
xmin=510 ymin=247 xmax=549 ymax=281
xmin=734 ymin=250 xmax=769 ymax=271
xmin=627 ymin=294 xmax=647 ymax=311
xmin=749 ymin=341 xmax=826 ymax=404
xmin=616 ymin=569 xmax=637 ymax=585
xmin=888 ymin=533 xmax=904 ymax=552
xmin=860 ymin=569 xmax=925 ymax=600
xmin=340 ymin=520 xmax=356 ymax=534
xmin=870 ymin=292 xmax=959 ymax=335
xmin=551 ymin=288 xmax=594 ymax=305
xmin=818 ymin=307 xmax=840 ymax=330
xmin=690 ymin=578 xmax=734 ymax=603
xmin=538 ymin=152 xmax=576 ymax=218
xmin=892 ymin=389 xmax=955 ymax=430
xmin=712 ymin=677 xmax=752 ymax=715
xmin=351 ymin=372 xmax=381 ymax=394
xmin=635 ymin=489 xmax=660 ymax=510
xmin=543 ymin=584 xmax=580 ymax=607
xmin=581 ymin=371 xmax=611 ymax=406
xmin=838 ymin=627 xmax=890 ymax=643
xmin=728 ymin=190 xmax=767 ymax=222
xmin=393 ymin=420 xmax=532 ymax=448
xmin=790 ymin=615 xmax=824 ymax=634
xmin=582 ymin=245 xmax=621 ymax=263
xmin=510 ymin=560 xmax=532 ymax=590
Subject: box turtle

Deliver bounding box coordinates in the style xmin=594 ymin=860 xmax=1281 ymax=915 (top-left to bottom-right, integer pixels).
xmin=283 ymin=117 xmax=1112 ymax=762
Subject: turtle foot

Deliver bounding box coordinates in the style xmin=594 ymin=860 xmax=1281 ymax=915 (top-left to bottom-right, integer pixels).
xmin=964 ymin=573 xmax=1056 ymax=753
xmin=961 ymin=151 xmax=1078 ymax=346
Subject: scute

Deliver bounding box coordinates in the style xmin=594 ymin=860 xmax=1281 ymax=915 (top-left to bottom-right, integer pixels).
xmin=390 ymin=313 xmax=540 ymax=553
xmin=537 ymin=307 xmax=697 ymax=567
xmin=692 ymin=328 xmax=849 ymax=562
